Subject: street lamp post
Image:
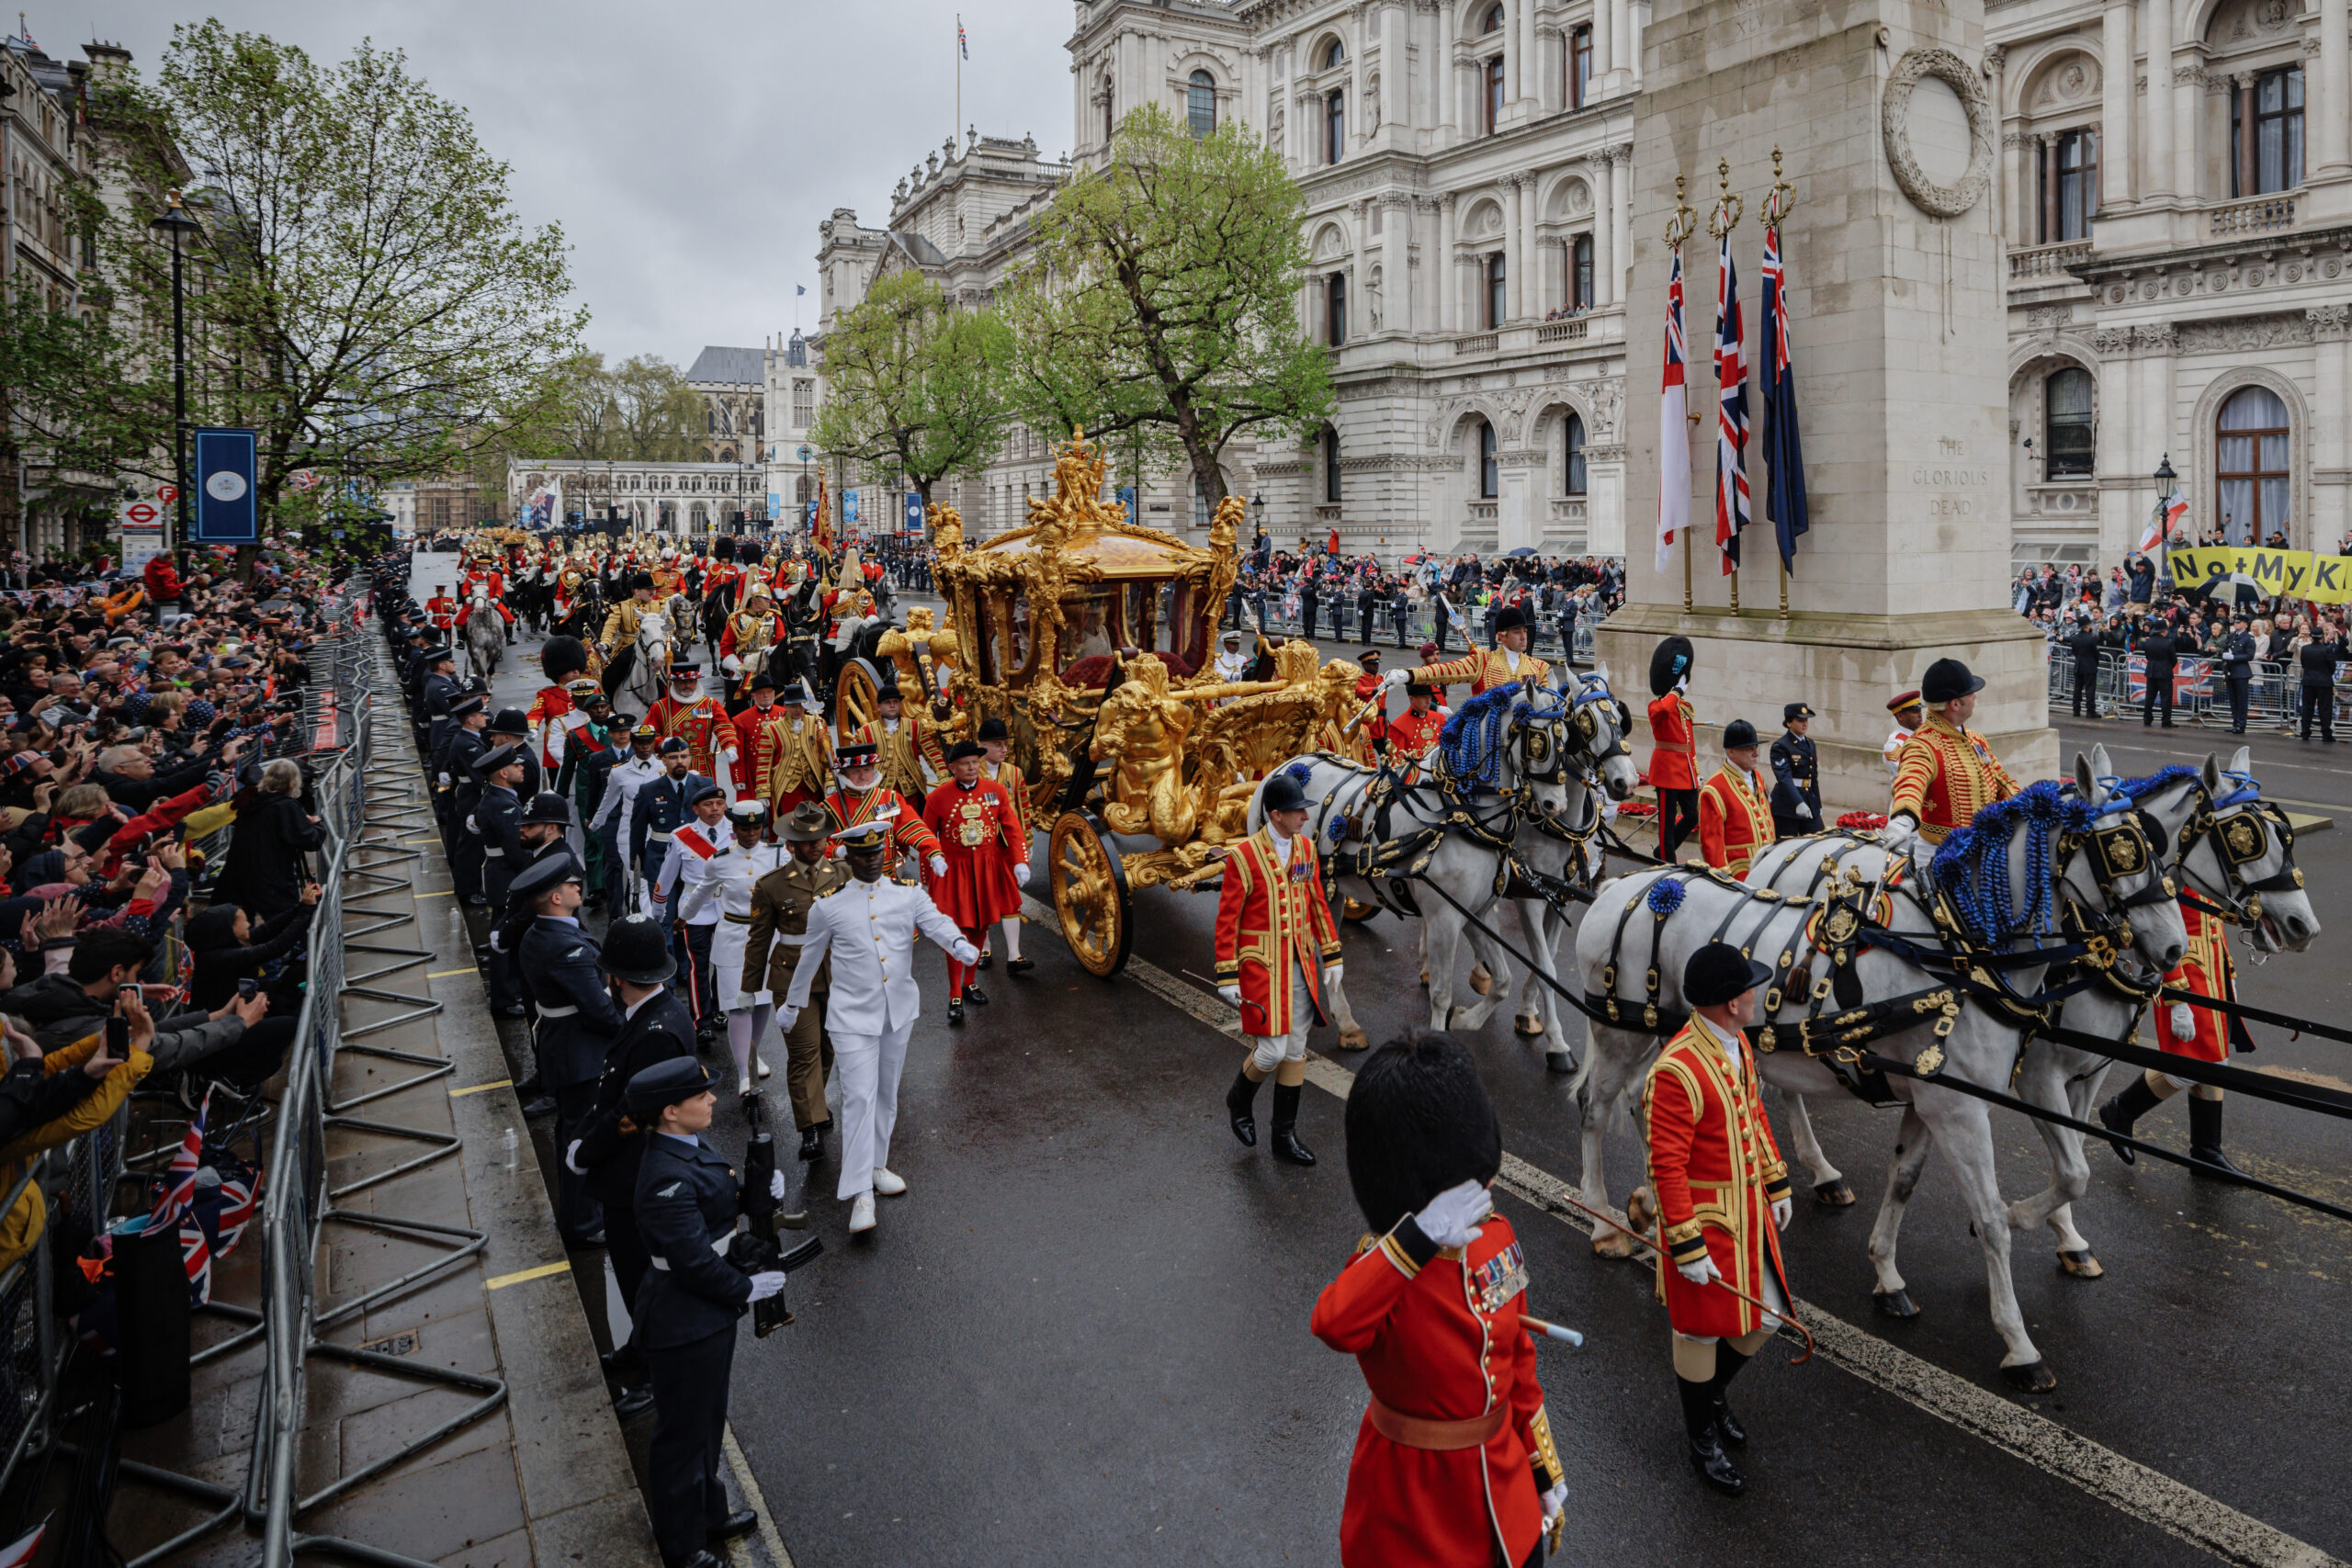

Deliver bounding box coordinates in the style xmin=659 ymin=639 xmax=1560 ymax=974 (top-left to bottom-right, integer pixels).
xmin=149 ymin=190 xmax=202 ymax=553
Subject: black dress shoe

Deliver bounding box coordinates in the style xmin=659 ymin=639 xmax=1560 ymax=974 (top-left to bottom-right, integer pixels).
xmin=977 ymin=950 xmax=993 ymax=971
xmin=521 ymin=1096 xmax=558 ymax=1120
xmin=661 ymin=1551 xmax=721 ymax=1568
xmin=564 ymin=1229 xmax=607 ymax=1250
xmin=613 ymin=1385 xmax=655 ymax=1420
xmin=1004 ymin=956 xmax=1035 ymax=976
xmin=797 ymin=1124 xmax=826 ymax=1162
xmin=707 ymin=1509 xmax=758 ymax=1544
xmin=961 ymin=983 xmax=989 ymax=1005
xmin=1688 ymin=1433 xmax=1744 ymax=1495
xmin=946 ymin=998 xmax=966 ymax=1027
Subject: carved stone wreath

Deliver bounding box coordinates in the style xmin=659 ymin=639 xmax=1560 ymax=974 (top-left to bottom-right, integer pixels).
xmin=1882 ymin=48 xmax=1996 ymax=219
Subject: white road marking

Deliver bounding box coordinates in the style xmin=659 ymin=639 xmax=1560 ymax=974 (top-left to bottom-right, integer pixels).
xmin=1037 ymin=903 xmax=2346 ymax=1568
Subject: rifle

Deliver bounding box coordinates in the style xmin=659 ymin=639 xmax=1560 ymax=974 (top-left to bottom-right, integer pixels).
xmin=729 ymin=1094 xmax=822 ymax=1336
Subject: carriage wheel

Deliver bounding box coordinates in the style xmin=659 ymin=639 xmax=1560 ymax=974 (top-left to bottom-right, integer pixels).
xmin=1341 ymin=897 xmax=1378 ymax=924
xmin=833 ymin=657 xmax=885 ymax=746
xmin=1049 ymin=810 xmax=1132 ymax=977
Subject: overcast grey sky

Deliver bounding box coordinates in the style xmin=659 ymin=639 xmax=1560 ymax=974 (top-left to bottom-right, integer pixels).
xmin=68 ymin=0 xmax=1074 ymax=365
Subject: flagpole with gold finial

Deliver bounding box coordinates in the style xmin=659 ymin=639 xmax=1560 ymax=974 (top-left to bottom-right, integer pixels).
xmin=1708 ymin=157 xmax=1745 ymax=617
xmin=1765 ymin=146 xmax=1798 ymax=622
xmin=1665 ymin=175 xmax=1699 ymax=614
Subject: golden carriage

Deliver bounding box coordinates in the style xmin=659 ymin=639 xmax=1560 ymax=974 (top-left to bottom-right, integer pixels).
xmin=847 ymin=431 xmax=1364 ymax=976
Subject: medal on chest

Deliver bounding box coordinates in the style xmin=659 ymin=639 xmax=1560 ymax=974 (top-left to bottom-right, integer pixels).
xmin=957 ymin=796 xmax=990 ymax=846
xmin=1471 ymin=1241 xmax=1528 ymax=1313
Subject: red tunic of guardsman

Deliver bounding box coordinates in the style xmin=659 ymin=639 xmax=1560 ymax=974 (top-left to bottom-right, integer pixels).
xmin=646 ymin=665 xmax=740 ymax=799
xmin=1213 ymin=822 xmax=1342 ymax=1042
xmin=2096 ymin=897 xmax=2256 ymax=1174
xmin=425 ymin=592 xmax=457 ymax=634
xmin=1697 ymin=752 xmax=1777 ymax=878
xmin=1648 ymin=692 xmax=1697 ymax=792
xmin=456 ymin=563 xmax=514 ymax=626
xmin=1889 ymin=658 xmax=2019 ymax=847
xmin=525 ymin=682 xmax=578 ymax=772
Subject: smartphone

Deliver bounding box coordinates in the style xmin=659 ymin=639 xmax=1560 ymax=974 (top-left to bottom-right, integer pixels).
xmin=106 ymin=1013 xmax=129 ymax=1057
xmin=236 ymin=978 xmax=259 ymax=1000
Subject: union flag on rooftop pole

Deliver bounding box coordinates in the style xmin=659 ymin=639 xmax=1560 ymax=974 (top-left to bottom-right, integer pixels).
xmin=1759 ymin=221 xmax=1809 ymax=570
xmin=1713 ymin=231 xmax=1751 ymax=574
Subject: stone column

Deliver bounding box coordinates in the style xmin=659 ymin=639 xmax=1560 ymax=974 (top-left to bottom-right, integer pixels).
xmin=1510 ymin=173 xmax=1531 ymax=320
xmin=2039 ymin=132 xmax=2058 ymax=243
xmin=2235 ymin=73 xmax=2256 ymax=196
xmin=1615 ymin=145 xmax=1634 ymax=300
xmin=2142 ymin=0 xmax=2175 ymax=197
xmin=2134 ymin=323 xmax=2176 ymax=552
xmin=2173 ymin=66 xmax=2201 ymax=199
xmin=2092 ymin=329 xmax=2136 ymax=560
xmin=1352 ymin=22 xmax=1368 ymax=153
xmin=1383 ymin=197 xmax=1409 ymax=334
xmin=2100 ymin=0 xmax=2135 ymax=205
xmin=1616 ymin=0 xmax=1638 ymax=86
xmin=1385 ymin=2 xmax=1409 ymax=134
xmin=1438 ymin=1 xmax=1458 ymax=141
xmin=1601 ymin=0 xmax=2055 ymax=805
xmin=1591 ymin=153 xmax=1617 ymax=304
xmin=2311 ymin=308 xmax=2350 ymax=545
xmin=1440 ymin=192 xmax=1459 ymax=333
xmin=2318 ymin=0 xmax=2352 ymax=180
xmin=1521 ymin=0 xmax=1542 ymax=112
xmin=1591 ymin=0 xmax=1613 ymax=104
xmin=2001 ymin=131 xmax=2030 ymax=245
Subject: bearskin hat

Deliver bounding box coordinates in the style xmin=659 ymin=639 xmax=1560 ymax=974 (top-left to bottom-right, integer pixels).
xmin=1342 ymin=1033 xmax=1503 ymax=1235
xmin=1648 ymin=635 xmax=1695 ymax=698
xmin=540 ymin=636 xmax=589 ymax=684
xmin=712 ymin=536 xmax=737 ymax=562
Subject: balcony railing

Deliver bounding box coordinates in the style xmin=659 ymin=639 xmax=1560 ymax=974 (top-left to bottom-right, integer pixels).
xmin=2211 ymin=192 xmax=2298 ymax=235
xmin=1454 ymin=332 xmax=1499 ymax=355
xmin=1536 ymin=318 xmax=1590 ymax=344
xmin=1467 ymin=502 xmax=1499 ymax=521
xmin=2007 ymin=239 xmax=2093 ymax=280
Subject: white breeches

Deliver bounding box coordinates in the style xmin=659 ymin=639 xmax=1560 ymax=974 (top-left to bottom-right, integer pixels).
xmin=832 ymin=1024 xmax=913 ymax=1201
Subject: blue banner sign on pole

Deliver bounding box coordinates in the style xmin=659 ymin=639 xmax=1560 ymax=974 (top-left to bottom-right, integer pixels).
xmin=904 ymin=492 xmax=924 ymax=533
xmin=844 ymin=490 xmax=861 ymax=525
xmin=192 ymin=428 xmax=259 ymax=544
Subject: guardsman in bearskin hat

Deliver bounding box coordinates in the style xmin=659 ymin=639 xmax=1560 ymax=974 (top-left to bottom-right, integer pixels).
xmin=1644 ymin=942 xmax=1795 ymax=1497
xmin=1697 ymin=719 xmax=1776 ymax=877
xmin=1311 ymin=1032 xmax=1567 ymax=1568
xmin=1216 ymin=770 xmax=1343 ymax=1167
xmin=1647 ymin=636 xmax=1700 ymax=859
xmin=921 ymin=739 xmax=1027 ymax=1027
xmin=1381 ymin=604 xmax=1550 ymax=703
xmin=528 ymin=637 xmax=594 ymax=781
xmin=1767 ymin=703 xmax=1821 ymax=840
xmin=1887 ymin=657 xmax=2019 ymax=851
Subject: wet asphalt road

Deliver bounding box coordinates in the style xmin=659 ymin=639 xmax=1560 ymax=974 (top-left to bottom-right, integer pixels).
xmin=424 ymin=562 xmax=2349 ymax=1567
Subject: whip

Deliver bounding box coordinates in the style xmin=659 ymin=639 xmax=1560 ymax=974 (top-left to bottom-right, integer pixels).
xmin=1548 ymin=1189 xmax=1815 ymax=1365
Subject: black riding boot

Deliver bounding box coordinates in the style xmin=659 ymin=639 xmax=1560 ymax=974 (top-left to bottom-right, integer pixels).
xmin=1708 ymin=1340 xmax=1752 ymax=1448
xmin=2097 ymin=1074 xmax=2165 ymax=1164
xmin=2188 ymin=1096 xmax=2249 ymax=1179
xmin=1678 ymin=1373 xmax=1742 ymax=1495
xmin=1270 ymin=1084 xmax=1316 ymax=1166
xmin=1225 ymin=1068 xmax=1261 ymax=1148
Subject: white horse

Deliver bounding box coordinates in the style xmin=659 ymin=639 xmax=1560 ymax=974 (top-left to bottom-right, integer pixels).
xmin=1568 ymin=764 xmax=2188 ymax=1387
xmin=612 ymin=607 xmax=672 ymax=719
xmin=1249 ymin=682 xmax=1577 ymax=1051
xmin=462 ymin=581 xmax=503 ymax=683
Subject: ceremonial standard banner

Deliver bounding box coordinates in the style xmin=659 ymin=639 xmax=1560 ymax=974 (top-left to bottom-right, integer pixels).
xmin=2165 ymin=546 xmax=2352 ymax=604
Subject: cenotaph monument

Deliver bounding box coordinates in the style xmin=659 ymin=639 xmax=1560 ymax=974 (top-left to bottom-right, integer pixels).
xmin=1595 ymin=0 xmax=2061 ymax=807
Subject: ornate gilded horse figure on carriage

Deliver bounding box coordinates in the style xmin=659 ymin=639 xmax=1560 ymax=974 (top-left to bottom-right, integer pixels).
xmin=923 ymin=429 xmax=1349 ymax=976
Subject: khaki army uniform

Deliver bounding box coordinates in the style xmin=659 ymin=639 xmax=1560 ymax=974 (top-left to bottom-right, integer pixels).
xmin=744 ymin=854 xmax=852 ymax=1131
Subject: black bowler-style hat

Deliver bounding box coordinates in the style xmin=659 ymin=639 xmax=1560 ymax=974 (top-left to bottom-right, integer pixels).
xmin=1261 ymin=771 xmax=1309 ymax=813
xmin=1920 ymin=658 xmax=1985 ymax=705
xmin=1685 ymin=941 xmax=1774 ymax=1009
xmin=1723 ymin=719 xmax=1759 ymax=750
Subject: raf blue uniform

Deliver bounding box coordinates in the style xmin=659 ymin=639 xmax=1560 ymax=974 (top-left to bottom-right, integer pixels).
xmin=521 ymin=913 xmax=624 ymax=1244
xmin=1768 ymin=728 xmax=1822 ymax=840
xmin=630 ymin=771 xmax=707 ymax=904
xmin=419 ymin=670 xmax=460 ymax=773
xmin=634 ymin=1131 xmax=753 ymax=1564
xmin=477 ymin=778 xmax=528 ymax=1009
xmin=571 ymin=986 xmax=696 ymax=1343
xmin=441 ymin=727 xmax=491 ymax=903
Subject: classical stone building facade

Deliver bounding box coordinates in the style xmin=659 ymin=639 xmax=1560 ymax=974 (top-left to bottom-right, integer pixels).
xmin=808 ymin=0 xmax=2352 ymax=570
xmin=503 ymin=458 xmax=765 ymax=536
xmin=685 ymin=345 xmax=767 ymax=466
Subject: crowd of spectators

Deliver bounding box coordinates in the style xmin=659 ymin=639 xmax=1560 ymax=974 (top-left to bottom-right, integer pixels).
xmin=1219 ymin=539 xmax=1625 ymax=658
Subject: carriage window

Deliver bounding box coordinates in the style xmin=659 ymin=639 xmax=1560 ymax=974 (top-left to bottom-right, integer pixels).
xmin=1057 ymin=591 xmax=1120 ymax=677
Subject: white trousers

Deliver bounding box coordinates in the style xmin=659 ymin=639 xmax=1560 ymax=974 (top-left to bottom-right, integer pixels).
xmin=832 ymin=1022 xmax=913 ymax=1201
xmin=1245 ymin=961 xmax=1315 ymax=1075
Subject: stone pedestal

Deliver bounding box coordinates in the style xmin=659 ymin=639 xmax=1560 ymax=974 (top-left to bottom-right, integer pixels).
xmin=1595 ymin=0 xmax=2058 ymax=814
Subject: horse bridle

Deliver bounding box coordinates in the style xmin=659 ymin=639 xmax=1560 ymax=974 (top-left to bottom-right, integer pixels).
xmin=2172 ymin=771 xmax=2304 ymax=926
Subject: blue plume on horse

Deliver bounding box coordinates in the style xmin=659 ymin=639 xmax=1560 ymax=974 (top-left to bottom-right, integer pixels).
xmin=1931 ymin=780 xmax=2094 ymax=942
xmin=1284 ymin=761 xmax=1314 ymax=784
xmin=1435 ymin=682 xmax=1527 ymax=791
xmin=1647 ymin=879 xmax=1685 ymax=916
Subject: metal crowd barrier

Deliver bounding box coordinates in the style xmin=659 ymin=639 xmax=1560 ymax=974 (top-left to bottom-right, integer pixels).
xmin=2045 ymin=647 xmax=2352 ymax=729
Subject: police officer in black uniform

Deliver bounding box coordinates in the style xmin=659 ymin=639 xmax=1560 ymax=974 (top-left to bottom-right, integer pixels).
xmin=628 ymin=1056 xmax=782 ymax=1568
xmin=475 ymin=744 xmax=531 ymax=1016
xmin=1768 ymin=702 xmax=1822 ymax=840
xmin=2219 ymin=615 xmax=2257 ymax=734
xmin=629 ymin=739 xmax=707 ymax=904
xmin=514 ymin=854 xmax=623 ymax=1248
xmin=2300 ymin=626 xmax=2346 ymax=741
xmin=567 ymin=914 xmax=698 ymax=1416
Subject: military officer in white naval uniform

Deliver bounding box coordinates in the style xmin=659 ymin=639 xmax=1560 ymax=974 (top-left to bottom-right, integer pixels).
xmin=778 ymin=811 xmax=978 ymax=1235
xmin=682 ymin=797 xmax=787 ymax=1096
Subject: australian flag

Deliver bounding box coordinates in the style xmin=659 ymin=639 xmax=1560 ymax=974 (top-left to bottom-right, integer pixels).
xmin=1713 ymin=231 xmax=1751 ymax=574
xmin=1759 ymin=223 xmax=1810 ymax=571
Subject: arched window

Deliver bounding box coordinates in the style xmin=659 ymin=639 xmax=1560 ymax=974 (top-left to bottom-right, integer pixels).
xmin=2043 ymin=367 xmax=2094 ymax=478
xmin=1322 ymin=38 xmax=1347 ymax=70
xmin=1565 ymin=413 xmax=1588 ymax=496
xmin=718 ymin=448 xmax=736 ymax=464
xmin=1324 ymin=426 xmax=1343 ymax=503
xmin=1188 ymin=70 xmax=1217 ymax=137
xmin=1571 ymin=232 xmax=1594 ymax=309
xmin=1486 ymin=252 xmax=1508 ymax=329
xmin=1327 ymin=272 xmax=1348 ymax=345
xmin=1484 ymin=54 xmax=1506 ymax=135
xmin=1327 ymin=89 xmax=1346 ymax=164
xmin=2216 ymin=385 xmax=2290 ymax=547
xmin=707 ymin=411 xmax=717 ymax=433
xmin=1478 ymin=420 xmax=1499 ymax=499
xmin=1102 ymin=76 xmax=1115 ymax=145
xmin=1483 ymin=5 xmax=1506 ymax=32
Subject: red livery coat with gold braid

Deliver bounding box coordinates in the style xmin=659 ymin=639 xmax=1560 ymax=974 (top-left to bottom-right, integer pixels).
xmin=1212 ymin=827 xmax=1341 ymax=1038
xmin=1408 ymin=646 xmax=1549 ymax=699
xmin=1644 ymin=1018 xmax=1794 ymax=1339
xmin=1386 ymin=705 xmax=1447 ymax=763
xmin=921 ymin=776 xmax=1023 ymax=928
xmin=821 ymin=784 xmax=941 ymax=870
xmin=2155 ymin=901 xmax=2233 ymax=1064
xmin=1889 ymin=711 xmax=2020 ymax=845
xmin=1697 ymin=762 xmax=1777 ymax=878
xmin=1647 ymin=693 xmax=1697 ymax=791
xmin=1310 ymin=1213 xmax=1562 ymax=1568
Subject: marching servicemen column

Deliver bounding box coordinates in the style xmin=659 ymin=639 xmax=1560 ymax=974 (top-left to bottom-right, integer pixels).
xmin=1645 ymin=942 xmax=1796 ymax=1497
xmin=473 ymin=743 xmax=531 ymax=1017
xmin=778 ymin=815 xmax=979 ymax=1235
xmin=514 ymin=855 xmax=624 ymax=1251
xmin=1216 ymin=771 xmax=1343 ymax=1168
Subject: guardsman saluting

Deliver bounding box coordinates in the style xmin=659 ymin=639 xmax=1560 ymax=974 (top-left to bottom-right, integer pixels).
xmin=1311 ymin=1035 xmax=1566 ymax=1568
xmin=1697 ymin=720 xmax=1776 ymax=878
xmin=1887 ymin=658 xmax=2019 ymax=851
xmin=1644 ymin=942 xmax=1795 ymax=1498
xmin=1647 ymin=637 xmax=1699 ymax=859
xmin=1215 ymin=770 xmax=1343 ymax=1167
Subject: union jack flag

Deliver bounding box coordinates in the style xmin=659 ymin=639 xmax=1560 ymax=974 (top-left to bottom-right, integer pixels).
xmin=1655 ymin=253 xmax=1690 ymax=576
xmin=151 ymin=1089 xmax=215 ymax=1303
xmin=1713 ymin=231 xmax=1751 ymax=573
xmin=958 ymin=17 xmax=969 ymax=58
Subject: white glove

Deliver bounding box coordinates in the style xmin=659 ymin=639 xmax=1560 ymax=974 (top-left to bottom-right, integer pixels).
xmin=1382 ymin=668 xmax=1409 ymax=688
xmin=777 ymin=1006 xmax=798 ymax=1032
xmin=464 ymin=815 xmax=478 ymax=833
xmin=929 ymin=854 xmax=949 ymax=878
xmin=1677 ymin=1253 xmax=1723 ymax=1287
xmin=1883 ymin=815 xmax=1919 ymax=852
xmin=1323 ymin=964 xmax=1343 ymax=988
xmin=1795 ymin=802 xmax=1812 ymax=819
xmin=437 ymin=772 xmax=451 ymax=787
xmin=1217 ymin=982 xmax=1241 ymax=1007
xmin=951 ymin=941 xmax=981 ymax=966
xmin=1542 ymin=1481 xmax=1567 ymax=1526
xmin=1012 ymin=862 xmax=1030 ymax=887
xmin=563 ymin=1139 xmax=586 ymax=1176
xmin=1413 ymin=1179 xmax=1493 ymax=1249
xmin=1771 ymin=1197 xmax=1792 ymax=1231
xmin=2169 ymin=1001 xmax=2197 ymax=1040
xmin=746 ymin=1270 xmax=787 ymax=1303
xmin=769 ymin=1169 xmax=787 ymax=1201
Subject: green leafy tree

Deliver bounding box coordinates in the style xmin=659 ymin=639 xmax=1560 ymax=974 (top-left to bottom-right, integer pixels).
xmin=999 ymin=103 xmax=1334 ymax=510
xmin=810 ymin=270 xmax=1011 ymax=507
xmin=0 ymin=291 xmax=172 ymax=549
xmin=93 ymin=23 xmax=585 ymax=553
